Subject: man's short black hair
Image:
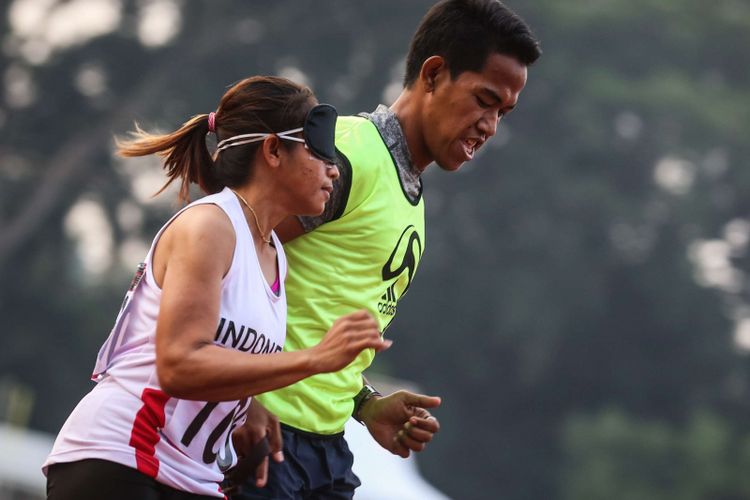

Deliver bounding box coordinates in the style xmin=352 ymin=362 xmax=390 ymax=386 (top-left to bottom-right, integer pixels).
xmin=404 ymin=0 xmax=541 ymax=87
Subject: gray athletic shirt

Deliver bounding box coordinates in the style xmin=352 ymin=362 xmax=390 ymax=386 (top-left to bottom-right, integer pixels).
xmin=297 ymin=104 xmax=422 ymax=232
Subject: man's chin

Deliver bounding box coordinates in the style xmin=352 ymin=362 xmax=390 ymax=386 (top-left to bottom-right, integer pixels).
xmin=435 ymin=158 xmax=467 ymax=172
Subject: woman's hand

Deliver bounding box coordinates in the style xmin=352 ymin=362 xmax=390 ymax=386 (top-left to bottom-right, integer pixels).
xmin=311 ymin=310 xmax=391 ymax=373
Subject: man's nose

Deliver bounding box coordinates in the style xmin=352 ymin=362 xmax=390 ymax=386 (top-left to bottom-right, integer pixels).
xmin=478 ymin=112 xmax=498 ymax=138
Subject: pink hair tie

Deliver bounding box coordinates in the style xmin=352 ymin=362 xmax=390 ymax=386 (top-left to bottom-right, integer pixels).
xmin=207 ymin=112 xmax=216 ymax=133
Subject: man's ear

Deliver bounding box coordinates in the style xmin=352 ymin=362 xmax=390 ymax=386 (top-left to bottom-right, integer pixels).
xmin=261 ymin=135 xmax=282 ymax=168
xmin=420 ymin=56 xmax=446 ymax=92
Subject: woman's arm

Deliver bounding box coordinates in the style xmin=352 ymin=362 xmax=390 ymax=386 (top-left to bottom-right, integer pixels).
xmin=153 ymin=205 xmax=388 ymax=402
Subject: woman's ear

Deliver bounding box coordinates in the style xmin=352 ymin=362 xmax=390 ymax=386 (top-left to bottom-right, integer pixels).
xmin=261 ymin=135 xmax=282 ymax=168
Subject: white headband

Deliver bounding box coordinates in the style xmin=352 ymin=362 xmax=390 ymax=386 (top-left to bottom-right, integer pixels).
xmin=215 ymin=127 xmax=304 ymax=153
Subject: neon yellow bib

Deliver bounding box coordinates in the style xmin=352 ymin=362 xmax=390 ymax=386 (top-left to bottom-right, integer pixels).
xmin=257 ymin=116 xmax=425 ymax=433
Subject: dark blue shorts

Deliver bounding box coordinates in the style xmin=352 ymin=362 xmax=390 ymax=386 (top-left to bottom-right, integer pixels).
xmin=230 ymin=424 xmax=361 ymax=500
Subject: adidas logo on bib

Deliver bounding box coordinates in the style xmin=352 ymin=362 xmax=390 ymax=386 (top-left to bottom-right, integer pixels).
xmin=377 ymin=282 xmax=398 ymax=316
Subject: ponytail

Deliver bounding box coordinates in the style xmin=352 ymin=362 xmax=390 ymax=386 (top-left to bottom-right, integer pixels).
xmin=116 ymin=114 xmax=219 ymax=202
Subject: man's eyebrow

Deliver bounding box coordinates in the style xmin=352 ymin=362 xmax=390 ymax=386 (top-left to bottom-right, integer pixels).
xmin=480 ymin=87 xmax=503 ymax=104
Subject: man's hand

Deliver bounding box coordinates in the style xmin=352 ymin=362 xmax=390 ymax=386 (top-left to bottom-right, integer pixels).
xmin=359 ymin=390 xmax=441 ymax=458
xmin=230 ymin=400 xmax=284 ymax=488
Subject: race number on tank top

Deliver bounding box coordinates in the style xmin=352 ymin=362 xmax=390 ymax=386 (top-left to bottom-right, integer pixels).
xmin=43 ymin=188 xmax=287 ymax=498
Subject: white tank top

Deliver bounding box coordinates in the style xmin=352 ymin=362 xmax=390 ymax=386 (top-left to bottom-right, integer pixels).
xmin=43 ymin=188 xmax=287 ymax=497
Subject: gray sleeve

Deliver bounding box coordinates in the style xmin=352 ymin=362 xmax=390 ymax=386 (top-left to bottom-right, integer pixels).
xmin=296 ymin=149 xmax=353 ymax=232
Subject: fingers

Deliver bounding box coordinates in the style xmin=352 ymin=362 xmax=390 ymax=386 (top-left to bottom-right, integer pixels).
xmin=391 ymin=433 xmax=412 ymax=458
xmin=359 ymin=335 xmax=392 ymax=353
xmin=317 ymin=310 xmax=396 ymax=372
xmin=387 ymin=415 xmax=440 ymax=457
xmin=409 ymin=414 xmax=440 ymax=434
xmin=373 ymin=338 xmax=393 ymax=352
xmin=396 ymin=428 xmax=427 ymax=453
xmin=404 ymin=419 xmax=437 ymax=442
xmin=391 ymin=401 xmax=441 ymax=457
xmin=266 ymin=416 xmax=284 ymax=463
xmin=254 ymin=456 xmax=269 ymax=488
xmin=336 ymin=329 xmax=390 ymax=356
xmin=336 ymin=309 xmax=377 ymax=328
xmin=230 ymin=426 xmax=249 ymax=456
xmin=329 ymin=310 xmax=392 ymax=354
xmin=347 ymin=311 xmax=390 ymax=352
xmin=394 ymin=418 xmax=438 ymax=454
xmin=402 ymin=392 xmax=442 ymax=410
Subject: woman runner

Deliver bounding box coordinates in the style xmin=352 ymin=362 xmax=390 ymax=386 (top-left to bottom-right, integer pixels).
xmin=43 ymin=75 xmax=390 ymax=500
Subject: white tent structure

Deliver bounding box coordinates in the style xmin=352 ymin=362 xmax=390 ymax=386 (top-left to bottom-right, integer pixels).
xmin=346 ymin=418 xmax=450 ymax=500
xmin=0 ymin=423 xmax=50 ymax=499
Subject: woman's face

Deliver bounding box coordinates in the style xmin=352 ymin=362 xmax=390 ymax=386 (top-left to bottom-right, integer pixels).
xmin=280 ymin=140 xmax=339 ymax=216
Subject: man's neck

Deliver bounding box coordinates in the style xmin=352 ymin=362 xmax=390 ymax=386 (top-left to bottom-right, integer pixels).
xmin=390 ymin=89 xmax=431 ymax=173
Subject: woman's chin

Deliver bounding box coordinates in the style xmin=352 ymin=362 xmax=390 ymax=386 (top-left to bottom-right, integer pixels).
xmin=299 ymin=203 xmax=326 ymax=217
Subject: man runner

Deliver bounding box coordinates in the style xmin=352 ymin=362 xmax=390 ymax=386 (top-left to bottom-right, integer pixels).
xmin=232 ymin=1 xmax=541 ymax=498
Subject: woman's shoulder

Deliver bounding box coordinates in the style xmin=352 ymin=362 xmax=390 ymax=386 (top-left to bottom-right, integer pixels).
xmin=164 ymin=203 xmax=236 ymax=254
xmin=151 ymin=202 xmax=236 ymax=285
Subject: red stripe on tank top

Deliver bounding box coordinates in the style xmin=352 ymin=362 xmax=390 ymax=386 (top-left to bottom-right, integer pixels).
xmin=129 ymin=387 xmax=170 ymax=477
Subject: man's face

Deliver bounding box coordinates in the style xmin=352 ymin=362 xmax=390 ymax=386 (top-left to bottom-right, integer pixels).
xmin=423 ymin=52 xmax=528 ymax=172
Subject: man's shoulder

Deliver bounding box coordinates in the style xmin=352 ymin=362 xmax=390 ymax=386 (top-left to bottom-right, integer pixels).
xmin=335 ymin=114 xmax=386 ymax=161
xmin=335 ymin=114 xmax=376 ymax=138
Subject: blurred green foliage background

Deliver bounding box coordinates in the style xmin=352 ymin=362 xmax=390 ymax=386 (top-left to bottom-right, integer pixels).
xmin=1 ymin=1 xmax=749 ymax=498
